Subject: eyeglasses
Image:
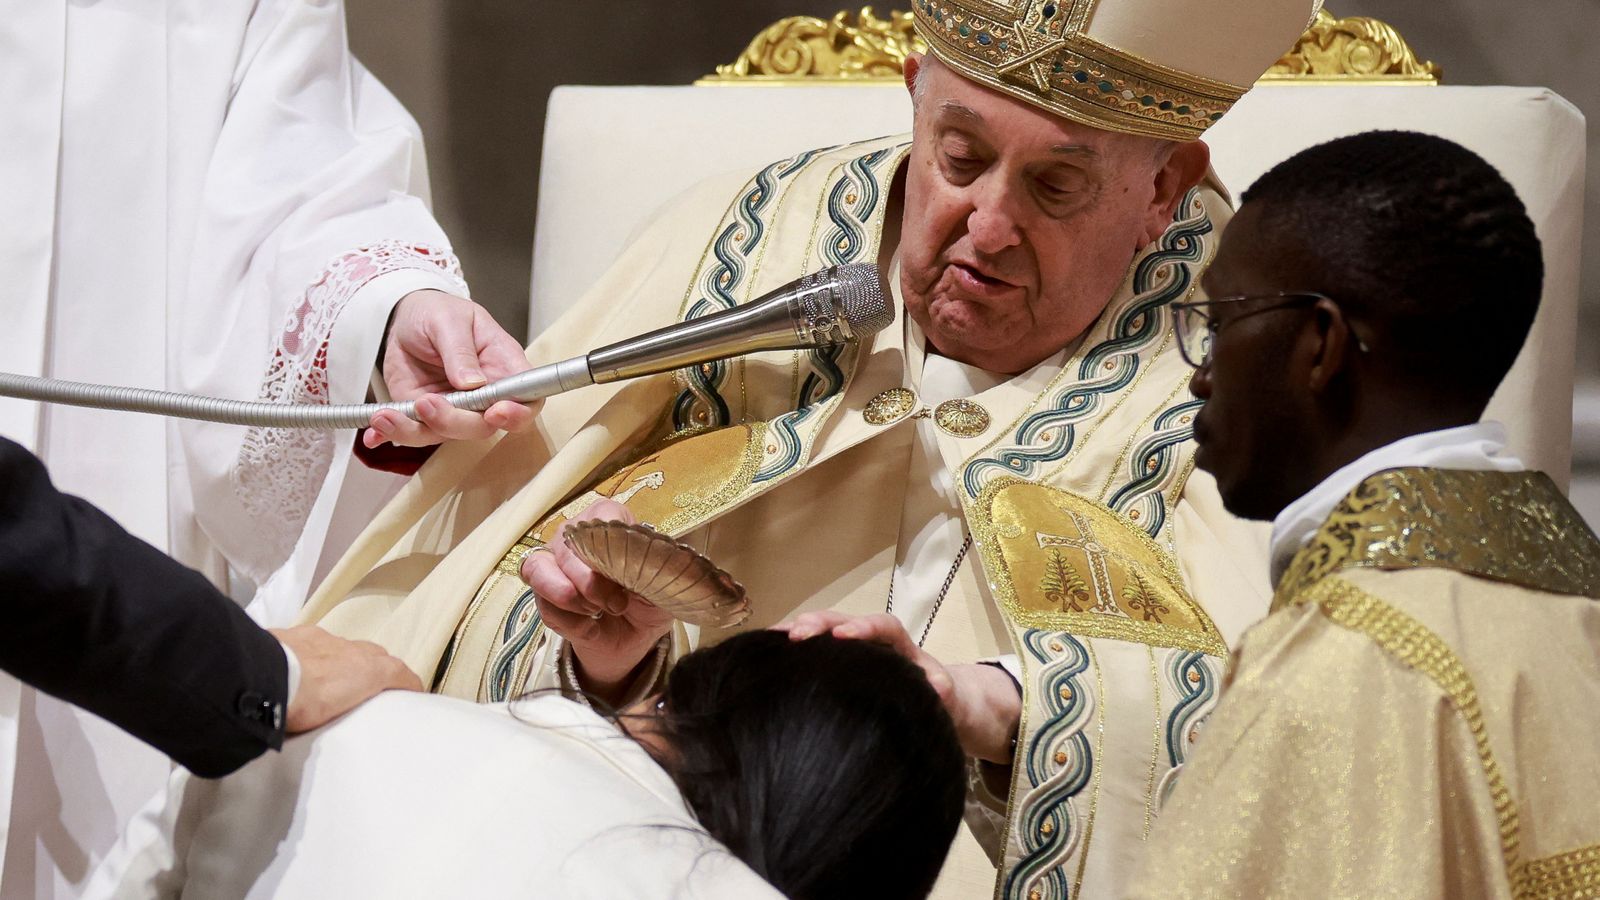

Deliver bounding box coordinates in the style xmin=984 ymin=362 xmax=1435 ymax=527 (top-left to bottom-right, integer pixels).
xmin=1171 ymin=292 xmax=1365 ymax=368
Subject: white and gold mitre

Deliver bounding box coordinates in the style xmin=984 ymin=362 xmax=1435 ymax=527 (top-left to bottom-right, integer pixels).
xmin=913 ymin=0 xmax=1324 ymax=139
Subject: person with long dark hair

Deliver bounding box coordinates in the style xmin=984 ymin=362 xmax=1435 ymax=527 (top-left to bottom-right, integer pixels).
xmin=87 ymin=631 xmax=965 ymax=899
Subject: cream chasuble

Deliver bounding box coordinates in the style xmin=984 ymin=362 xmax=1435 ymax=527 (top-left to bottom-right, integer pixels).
xmin=1129 ymin=468 xmax=1600 ymax=899
xmin=304 ymin=137 xmax=1271 ymax=899
xmin=0 ymin=3 xmax=465 ymax=896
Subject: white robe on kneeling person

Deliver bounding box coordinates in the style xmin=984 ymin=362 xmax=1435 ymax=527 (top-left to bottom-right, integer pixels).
xmin=86 ymin=693 xmax=781 ymax=900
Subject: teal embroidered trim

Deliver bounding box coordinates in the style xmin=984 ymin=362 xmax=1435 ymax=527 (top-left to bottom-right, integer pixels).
xmin=1005 ymin=629 xmax=1096 ymax=900
xmin=1107 ymin=398 xmax=1202 ymax=535
xmin=795 ymin=146 xmax=900 ymax=411
xmin=963 ymin=190 xmax=1214 ymax=532
xmin=1162 ymin=648 xmax=1218 ymax=768
xmin=486 ymin=588 xmax=544 ymax=703
xmin=672 ymin=146 xmax=833 ymax=431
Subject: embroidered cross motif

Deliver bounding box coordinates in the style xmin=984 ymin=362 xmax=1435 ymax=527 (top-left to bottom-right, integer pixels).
xmin=1035 ymin=511 xmax=1128 ymax=614
xmin=994 ymin=20 xmax=1068 ymax=93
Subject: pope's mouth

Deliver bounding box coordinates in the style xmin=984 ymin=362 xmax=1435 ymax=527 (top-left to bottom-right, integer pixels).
xmin=948 ymin=262 xmax=1020 ymax=296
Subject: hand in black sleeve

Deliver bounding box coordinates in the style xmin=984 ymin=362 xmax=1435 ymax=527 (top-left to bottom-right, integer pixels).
xmin=0 ymin=436 xmax=290 ymax=776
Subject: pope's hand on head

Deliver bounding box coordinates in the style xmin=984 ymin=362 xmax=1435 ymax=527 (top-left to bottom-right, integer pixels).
xmin=365 ymin=289 xmax=540 ymax=448
xmin=776 ymin=611 xmax=1021 ymax=763
xmin=520 ymin=500 xmax=676 ymax=704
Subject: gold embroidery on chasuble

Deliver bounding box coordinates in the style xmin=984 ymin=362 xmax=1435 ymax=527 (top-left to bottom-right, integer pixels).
xmin=969 ymin=478 xmax=1225 ymax=655
xmin=434 ymin=425 xmax=766 ymax=700
xmin=1274 ymin=468 xmax=1600 ymax=611
xmin=432 ymin=135 xmax=913 ymax=702
xmin=920 ymin=184 xmax=1233 ymax=900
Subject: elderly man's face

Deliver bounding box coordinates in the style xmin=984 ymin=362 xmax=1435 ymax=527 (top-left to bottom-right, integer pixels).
xmin=899 ymin=57 xmax=1202 ymax=374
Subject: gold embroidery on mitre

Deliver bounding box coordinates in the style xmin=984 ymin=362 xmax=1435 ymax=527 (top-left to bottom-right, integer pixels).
xmin=911 ymin=0 xmax=1249 ymax=140
xmin=864 ymin=387 xmax=918 ymax=425
xmin=934 ymin=398 xmax=991 ymax=437
xmin=968 ymin=477 xmax=1225 ymax=654
xmin=1274 ymin=468 xmax=1600 ymax=611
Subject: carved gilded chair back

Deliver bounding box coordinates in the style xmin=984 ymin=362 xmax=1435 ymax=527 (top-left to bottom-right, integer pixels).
xmin=698 ymin=7 xmax=1440 ymax=84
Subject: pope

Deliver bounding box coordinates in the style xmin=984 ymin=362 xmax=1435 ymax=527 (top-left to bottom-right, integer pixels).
xmin=308 ymin=1 xmax=1320 ymax=895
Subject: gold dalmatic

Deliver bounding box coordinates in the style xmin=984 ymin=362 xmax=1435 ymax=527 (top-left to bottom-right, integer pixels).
xmin=305 ymin=136 xmax=1264 ymax=899
xmin=1129 ymin=468 xmax=1600 ymax=898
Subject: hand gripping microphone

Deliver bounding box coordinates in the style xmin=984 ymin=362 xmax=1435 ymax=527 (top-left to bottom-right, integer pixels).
xmin=0 ymin=263 xmax=894 ymax=430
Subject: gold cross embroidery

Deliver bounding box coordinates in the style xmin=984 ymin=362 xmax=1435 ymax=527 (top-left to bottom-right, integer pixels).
xmin=1035 ymin=510 xmax=1127 ymax=614
xmin=994 ymin=19 xmax=1067 ymax=94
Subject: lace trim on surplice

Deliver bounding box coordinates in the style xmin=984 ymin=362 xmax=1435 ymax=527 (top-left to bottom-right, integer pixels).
xmin=231 ymin=240 xmax=468 ymax=581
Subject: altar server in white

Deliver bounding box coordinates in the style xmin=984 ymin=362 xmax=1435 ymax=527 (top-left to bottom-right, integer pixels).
xmin=0 ymin=2 xmax=530 ymax=896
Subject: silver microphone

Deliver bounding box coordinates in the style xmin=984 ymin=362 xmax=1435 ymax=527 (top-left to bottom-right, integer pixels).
xmin=580 ymin=262 xmax=894 ymax=384
xmin=0 ymin=264 xmax=894 ymax=429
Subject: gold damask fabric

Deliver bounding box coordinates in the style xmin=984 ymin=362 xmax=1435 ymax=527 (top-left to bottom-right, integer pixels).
xmin=1130 ymin=470 xmax=1600 ymax=898
xmin=968 ymin=478 xmax=1225 ymax=655
xmin=1274 ymin=468 xmax=1600 ymax=610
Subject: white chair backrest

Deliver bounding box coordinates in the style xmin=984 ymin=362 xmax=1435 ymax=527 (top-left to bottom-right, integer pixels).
xmin=531 ymin=83 xmax=1584 ymax=483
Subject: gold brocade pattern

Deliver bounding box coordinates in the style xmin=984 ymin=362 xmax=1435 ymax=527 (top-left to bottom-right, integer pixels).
xmin=441 ymin=425 xmax=769 ymax=698
xmin=968 ymin=477 xmax=1226 ymax=655
xmin=1298 ymin=577 xmax=1523 ymax=880
xmin=659 ymin=425 xmax=768 ymax=534
xmin=1515 ymin=843 xmax=1600 ymax=900
xmin=1274 ymin=469 xmax=1600 ymax=611
xmin=486 ymin=425 xmax=768 ymax=577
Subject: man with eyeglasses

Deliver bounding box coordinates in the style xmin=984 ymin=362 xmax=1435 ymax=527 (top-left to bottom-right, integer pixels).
xmin=1125 ymin=130 xmax=1600 ymax=896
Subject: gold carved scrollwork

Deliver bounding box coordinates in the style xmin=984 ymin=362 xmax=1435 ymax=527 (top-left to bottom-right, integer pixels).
xmin=1261 ymin=8 xmax=1441 ymax=83
xmin=703 ymin=7 xmax=1439 ymax=85
xmin=698 ymin=7 xmax=927 ymax=84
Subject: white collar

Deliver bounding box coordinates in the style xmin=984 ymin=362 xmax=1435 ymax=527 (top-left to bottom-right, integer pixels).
xmin=1268 ymin=422 xmax=1525 ymax=585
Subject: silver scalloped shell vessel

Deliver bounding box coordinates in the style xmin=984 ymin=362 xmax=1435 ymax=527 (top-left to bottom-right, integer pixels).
xmin=564 ymin=520 xmax=751 ymax=628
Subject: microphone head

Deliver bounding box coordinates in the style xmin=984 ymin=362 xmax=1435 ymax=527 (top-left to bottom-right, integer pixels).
xmin=832 ymin=263 xmax=896 ymax=337
xmin=792 ymin=263 xmax=894 ymax=344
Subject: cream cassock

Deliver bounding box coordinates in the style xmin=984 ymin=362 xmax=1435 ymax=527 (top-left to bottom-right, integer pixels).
xmin=0 ymin=1 xmax=466 ymax=895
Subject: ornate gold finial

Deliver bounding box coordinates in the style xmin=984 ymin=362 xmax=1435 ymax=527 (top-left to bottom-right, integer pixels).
xmin=703 ymin=7 xmax=1440 ymax=87
xmin=698 ymin=7 xmax=927 ymax=84
xmin=1261 ymin=8 xmax=1441 ymax=83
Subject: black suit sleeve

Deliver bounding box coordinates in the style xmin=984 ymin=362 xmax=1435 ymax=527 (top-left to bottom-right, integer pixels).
xmin=0 ymin=437 xmax=288 ymax=777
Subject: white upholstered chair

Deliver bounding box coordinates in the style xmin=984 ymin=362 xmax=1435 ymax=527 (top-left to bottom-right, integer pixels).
xmin=529 ymin=11 xmax=1585 ymax=485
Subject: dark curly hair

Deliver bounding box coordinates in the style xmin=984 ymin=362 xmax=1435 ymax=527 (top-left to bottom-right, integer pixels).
xmin=649 ymin=631 xmax=966 ymax=900
xmin=1241 ymin=130 xmax=1543 ymax=410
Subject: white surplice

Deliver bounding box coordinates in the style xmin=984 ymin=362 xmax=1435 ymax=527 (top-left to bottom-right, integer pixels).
xmin=0 ymin=2 xmax=467 ymax=895
xmin=84 ymin=693 xmax=783 ymax=900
